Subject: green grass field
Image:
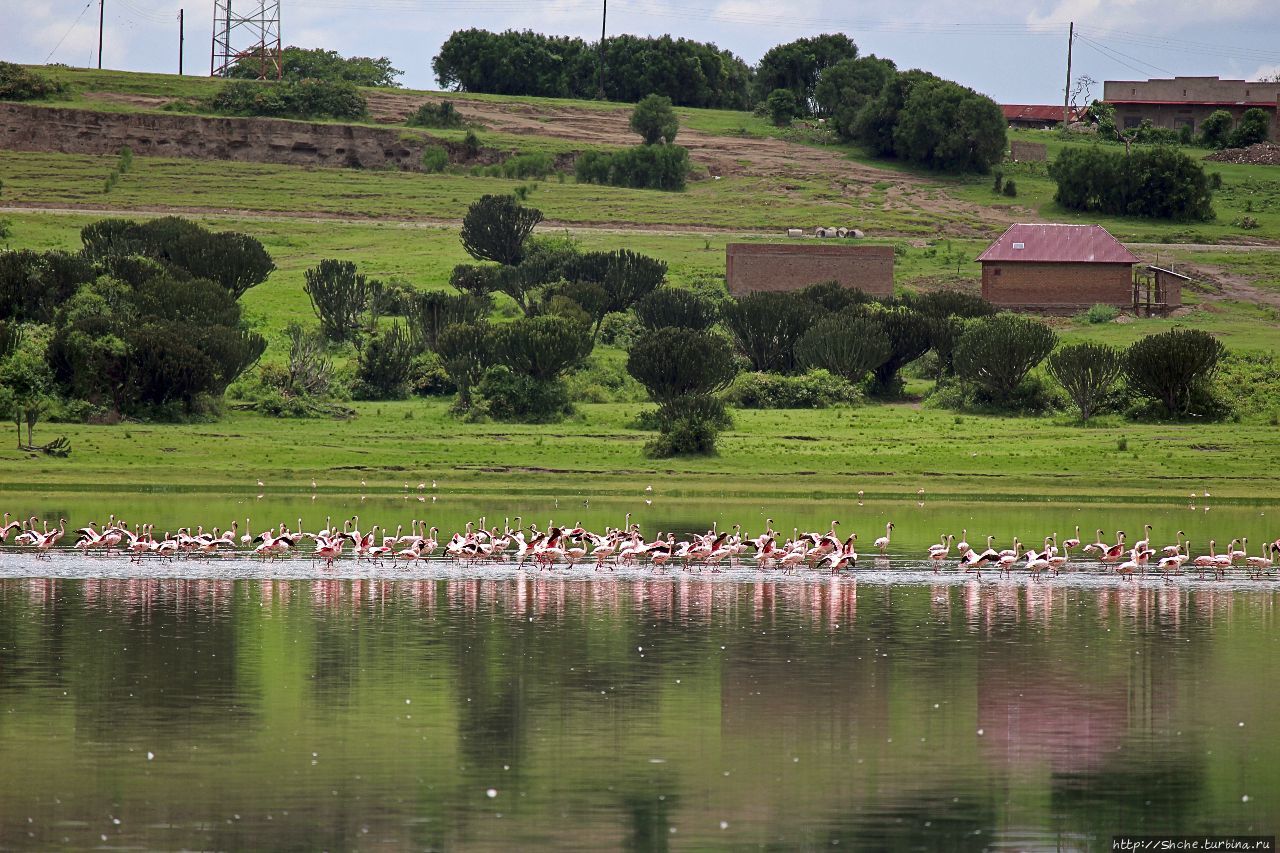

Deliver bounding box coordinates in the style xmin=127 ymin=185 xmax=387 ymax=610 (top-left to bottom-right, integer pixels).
xmin=0 ymin=399 xmax=1275 ymax=500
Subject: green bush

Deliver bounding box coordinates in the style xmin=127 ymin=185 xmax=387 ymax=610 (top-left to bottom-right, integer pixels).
xmin=1002 ymin=179 xmax=1017 ymax=197
xmin=1124 ymin=328 xmax=1226 ymax=418
xmin=204 ymin=78 xmax=368 ymax=120
xmin=644 ymin=396 xmax=728 ymax=458
xmin=420 ymin=145 xmax=449 ymax=172
xmin=765 ymin=88 xmax=801 ymax=126
xmin=953 ymin=313 xmax=1057 ymax=405
xmin=598 ymin=311 xmax=644 ymax=348
xmin=1229 ymin=107 xmax=1271 ymax=148
xmin=477 ymin=152 xmax=555 ymax=180
xmin=436 ymin=321 xmax=492 ymax=408
xmin=1199 ymin=110 xmax=1234 ymax=148
xmin=575 ymin=145 xmax=690 ymax=191
xmin=1082 ymin=303 xmax=1118 ymax=324
xmin=1047 ymin=341 xmax=1123 ymax=421
xmin=407 ymin=100 xmax=464 ymax=128
xmin=726 ymin=369 xmax=859 ymax=409
xmin=474 ymin=364 xmax=572 ymax=422
xmin=564 ymin=355 xmax=646 ymax=403
xmin=630 ymin=94 xmax=679 ymax=144
xmin=352 ymin=323 xmax=415 ymax=400
xmin=0 ymin=62 xmax=68 ymax=101
xmin=408 ymin=350 xmax=454 ymax=397
xmin=1048 ymin=145 xmax=1214 ymax=222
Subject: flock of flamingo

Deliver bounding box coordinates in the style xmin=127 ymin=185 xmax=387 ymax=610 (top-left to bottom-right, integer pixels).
xmin=2 ymin=512 xmax=1278 ymax=581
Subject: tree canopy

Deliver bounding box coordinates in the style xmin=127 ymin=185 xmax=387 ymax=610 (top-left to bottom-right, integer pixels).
xmin=227 ymin=45 xmax=402 ymax=87
xmin=753 ymin=33 xmax=858 ymax=113
xmin=432 ymin=29 xmax=752 ymax=108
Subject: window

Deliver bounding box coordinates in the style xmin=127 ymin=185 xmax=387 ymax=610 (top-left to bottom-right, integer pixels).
xmin=1123 ymin=116 xmax=1142 ymax=129
xmin=1183 ymin=89 xmax=1187 ymax=96
xmin=1131 ymin=88 xmax=1136 ymax=96
xmin=992 ymin=267 xmax=1002 ymax=277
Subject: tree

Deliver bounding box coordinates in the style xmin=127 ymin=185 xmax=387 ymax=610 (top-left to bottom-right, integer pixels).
xmin=304 ymin=259 xmax=380 ymax=344
xmin=627 ymin=327 xmax=738 ymax=406
xmin=0 ymin=331 xmax=53 ymax=448
xmin=814 ymin=55 xmax=897 ymax=138
xmin=953 ymin=314 xmax=1058 ymax=404
xmin=906 ymin=290 xmax=996 ymax=319
xmin=634 ymin=287 xmax=719 ymax=331
xmin=798 ymin=281 xmax=876 ymax=314
xmin=865 ymin=306 xmax=933 ymax=396
xmin=630 ymin=94 xmax=679 ymax=144
xmin=891 ymin=77 xmax=1007 ymax=173
xmin=460 ymin=195 xmax=544 ymax=266
xmin=754 ymin=34 xmax=858 ymax=113
xmin=1124 ymin=328 xmax=1226 ymax=417
xmin=436 ymin=322 xmax=492 ymax=409
xmin=765 ymin=89 xmax=801 ymax=126
xmin=722 ymin=291 xmax=821 ymax=373
xmin=1228 ymin=107 xmax=1271 ymax=148
xmin=852 ymin=69 xmax=937 ymax=156
xmin=794 ymin=313 xmax=891 ymax=384
xmin=430 ymin=29 xmax=752 ymax=109
xmin=404 ymin=290 xmax=490 ymax=352
xmin=1199 ymin=109 xmax=1234 ymax=148
xmin=565 ymin=249 xmax=667 ymax=336
xmin=488 ymin=315 xmax=592 ymax=381
xmin=1047 ymin=342 xmax=1122 ymax=421
xmin=165 ymin=230 xmax=275 ymax=300
xmin=229 ymin=45 xmax=402 ymax=87
xmin=0 ymin=62 xmax=68 ymax=101
xmin=627 ymin=327 xmax=738 ymax=456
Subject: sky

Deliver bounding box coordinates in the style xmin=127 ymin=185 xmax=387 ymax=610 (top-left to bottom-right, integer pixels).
xmin=3 ymin=0 xmax=1279 ymax=104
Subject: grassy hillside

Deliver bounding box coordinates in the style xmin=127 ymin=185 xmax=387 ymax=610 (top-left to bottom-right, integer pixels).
xmin=1 ymin=67 xmax=1277 ymax=498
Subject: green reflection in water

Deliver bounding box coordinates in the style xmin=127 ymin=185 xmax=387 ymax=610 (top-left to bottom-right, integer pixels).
xmin=0 ymin=577 xmax=1276 ymax=849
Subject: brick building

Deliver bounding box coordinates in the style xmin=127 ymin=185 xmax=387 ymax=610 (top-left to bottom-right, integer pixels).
xmin=725 ymin=243 xmax=894 ymax=298
xmin=1102 ymin=76 xmax=1279 ymax=139
xmin=976 ymin=224 xmax=1141 ymax=313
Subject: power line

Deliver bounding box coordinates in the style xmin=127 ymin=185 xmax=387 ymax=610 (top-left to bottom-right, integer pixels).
xmin=1075 ymin=35 xmax=1162 ymax=78
xmin=1075 ymin=33 xmax=1176 ymax=77
xmin=45 ymin=0 xmax=95 ymax=62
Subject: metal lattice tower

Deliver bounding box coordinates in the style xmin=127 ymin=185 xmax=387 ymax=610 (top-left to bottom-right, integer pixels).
xmin=210 ymin=0 xmax=282 ymax=79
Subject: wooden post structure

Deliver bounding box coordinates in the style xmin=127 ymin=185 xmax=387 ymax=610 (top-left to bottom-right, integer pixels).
xmin=1063 ymin=21 xmax=1074 ymax=127
xmin=178 ymin=9 xmax=184 ymax=75
xmin=597 ymin=0 xmax=607 ymax=99
xmin=97 ymin=0 xmax=105 ymax=69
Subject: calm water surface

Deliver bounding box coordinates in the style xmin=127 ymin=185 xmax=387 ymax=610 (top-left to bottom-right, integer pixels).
xmin=1 ymin=573 xmax=1278 ymax=850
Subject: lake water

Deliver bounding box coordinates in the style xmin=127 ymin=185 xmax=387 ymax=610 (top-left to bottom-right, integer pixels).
xmin=1 ymin=493 xmax=1278 ymax=849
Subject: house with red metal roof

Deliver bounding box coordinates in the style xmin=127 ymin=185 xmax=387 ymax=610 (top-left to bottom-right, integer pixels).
xmin=976 ymin=224 xmax=1146 ymax=313
xmin=1001 ymin=105 xmax=1083 ymax=130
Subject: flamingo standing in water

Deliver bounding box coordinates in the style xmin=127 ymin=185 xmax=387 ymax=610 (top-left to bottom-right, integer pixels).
xmin=874 ymin=522 xmax=894 ymax=555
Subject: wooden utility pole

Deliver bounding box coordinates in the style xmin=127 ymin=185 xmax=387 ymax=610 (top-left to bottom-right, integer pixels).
xmin=178 ymin=9 xmax=184 ymax=75
xmin=597 ymin=0 xmax=607 ymax=99
xmin=1063 ymin=21 xmax=1074 ymax=127
xmin=97 ymin=0 xmax=105 ymax=69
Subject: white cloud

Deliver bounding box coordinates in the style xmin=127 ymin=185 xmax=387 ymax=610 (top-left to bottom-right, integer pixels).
xmin=1249 ymin=63 xmax=1280 ymax=82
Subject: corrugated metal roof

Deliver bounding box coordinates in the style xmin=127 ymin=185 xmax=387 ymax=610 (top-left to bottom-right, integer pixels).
xmin=1001 ymin=104 xmax=1082 ymax=122
xmin=976 ymin=224 xmax=1141 ymax=264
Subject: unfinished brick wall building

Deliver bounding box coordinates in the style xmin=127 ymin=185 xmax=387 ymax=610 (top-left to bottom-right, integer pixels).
xmin=977 ymin=224 xmax=1141 ymax=313
xmin=1103 ymin=76 xmax=1279 ymax=140
xmin=725 ymin=243 xmax=894 ymax=297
